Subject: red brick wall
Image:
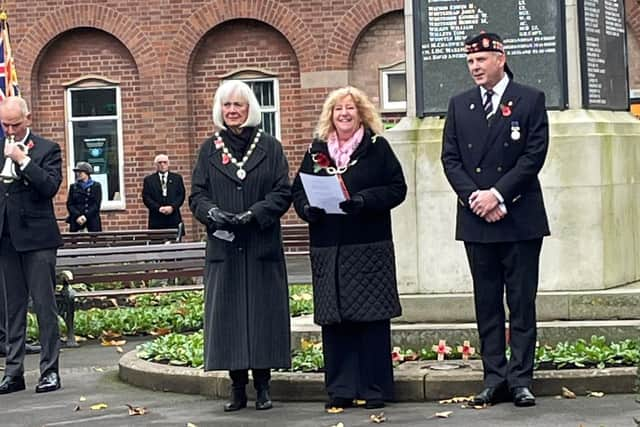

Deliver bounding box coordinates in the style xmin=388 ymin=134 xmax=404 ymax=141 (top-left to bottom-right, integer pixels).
xmin=33 ymin=28 xmax=150 ymax=230
xmin=7 ymin=0 xmax=402 ymax=236
xmin=350 ymin=11 xmax=406 ymax=125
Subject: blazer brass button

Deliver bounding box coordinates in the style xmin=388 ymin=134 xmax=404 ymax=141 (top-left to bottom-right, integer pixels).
xmin=468 ymin=144 xmax=473 ymax=148
xmin=497 ymin=166 xmax=503 ymax=172
xmin=504 ymin=142 xmax=509 ymax=147
xmin=475 ymin=167 xmax=481 ymax=173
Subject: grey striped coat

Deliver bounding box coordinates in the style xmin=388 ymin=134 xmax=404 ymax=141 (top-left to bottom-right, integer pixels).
xmin=189 ymin=128 xmax=292 ymax=371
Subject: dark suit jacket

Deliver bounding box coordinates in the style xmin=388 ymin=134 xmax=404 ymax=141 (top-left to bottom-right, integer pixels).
xmin=66 ymin=180 xmax=103 ymax=232
xmin=142 ymin=171 xmax=185 ymax=229
xmin=0 ymin=132 xmax=63 ymax=251
xmin=441 ymin=80 xmax=550 ymax=243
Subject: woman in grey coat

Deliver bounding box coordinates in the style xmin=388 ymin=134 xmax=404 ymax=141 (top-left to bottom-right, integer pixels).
xmin=189 ymin=80 xmax=292 ymax=412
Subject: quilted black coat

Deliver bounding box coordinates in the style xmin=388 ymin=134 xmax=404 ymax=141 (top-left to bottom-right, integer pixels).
xmin=292 ymin=129 xmax=407 ymax=325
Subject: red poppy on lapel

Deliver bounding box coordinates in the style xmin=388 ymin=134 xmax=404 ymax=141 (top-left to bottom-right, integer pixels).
xmin=500 ymin=104 xmax=512 ymax=117
xmin=26 ymin=140 xmax=34 ymax=151
xmin=221 ymin=153 xmax=230 ymax=165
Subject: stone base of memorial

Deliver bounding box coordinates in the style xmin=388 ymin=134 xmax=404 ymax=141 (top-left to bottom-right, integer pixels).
xmin=387 ymin=111 xmax=640 ymax=298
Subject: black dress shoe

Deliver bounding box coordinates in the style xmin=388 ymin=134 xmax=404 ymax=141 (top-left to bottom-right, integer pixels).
xmin=0 ymin=375 xmax=26 ymax=394
xmin=223 ymin=388 xmax=247 ymax=412
xmin=471 ymin=385 xmax=510 ymax=406
xmin=25 ymin=343 xmax=41 ymax=354
xmin=512 ymin=386 xmax=536 ymax=407
xmin=324 ymin=396 xmax=354 ymax=409
xmin=35 ymin=371 xmax=61 ymax=393
xmin=364 ymin=399 xmax=385 ymax=409
xmin=255 ymin=388 xmax=273 ymax=410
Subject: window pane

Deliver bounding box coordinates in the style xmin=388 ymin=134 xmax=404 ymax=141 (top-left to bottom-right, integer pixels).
xmin=72 ymin=120 xmax=120 ymax=202
xmin=71 ymin=89 xmax=117 ymax=117
xmin=248 ymin=81 xmax=274 ymax=107
xmin=388 ymin=73 xmax=407 ymax=103
xmin=261 ymin=112 xmax=275 ymax=136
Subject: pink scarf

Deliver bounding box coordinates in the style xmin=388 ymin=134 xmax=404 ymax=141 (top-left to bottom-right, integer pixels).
xmin=327 ymin=126 xmax=364 ymax=168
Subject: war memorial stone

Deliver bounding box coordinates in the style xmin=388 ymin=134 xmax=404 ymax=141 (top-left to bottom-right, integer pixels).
xmin=387 ymin=0 xmax=640 ymax=314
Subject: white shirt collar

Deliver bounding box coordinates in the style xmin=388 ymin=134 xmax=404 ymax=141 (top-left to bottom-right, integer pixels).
xmin=15 ymin=129 xmax=30 ymax=145
xmin=481 ymin=74 xmax=509 ymax=101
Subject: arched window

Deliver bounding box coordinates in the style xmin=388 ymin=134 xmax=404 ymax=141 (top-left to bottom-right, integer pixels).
xmin=223 ymin=69 xmax=280 ymax=139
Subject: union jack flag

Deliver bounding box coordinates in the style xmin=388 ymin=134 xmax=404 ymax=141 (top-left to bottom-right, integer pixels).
xmin=0 ymin=12 xmax=19 ymax=137
xmin=0 ymin=13 xmax=19 ymax=100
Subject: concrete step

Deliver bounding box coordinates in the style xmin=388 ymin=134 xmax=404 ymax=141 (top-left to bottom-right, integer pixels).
xmin=398 ymin=285 xmax=640 ymax=323
xmin=291 ymin=315 xmax=640 ymax=349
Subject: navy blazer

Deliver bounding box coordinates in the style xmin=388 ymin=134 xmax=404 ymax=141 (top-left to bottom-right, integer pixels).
xmin=0 ymin=132 xmax=63 ymax=251
xmin=441 ymin=80 xmax=550 ymax=243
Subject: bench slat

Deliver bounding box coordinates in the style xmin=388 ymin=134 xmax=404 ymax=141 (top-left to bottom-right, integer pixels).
xmin=74 ymin=284 xmax=204 ymax=298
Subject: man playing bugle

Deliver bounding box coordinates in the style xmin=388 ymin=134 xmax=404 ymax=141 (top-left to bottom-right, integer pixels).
xmin=0 ymin=96 xmax=63 ymax=395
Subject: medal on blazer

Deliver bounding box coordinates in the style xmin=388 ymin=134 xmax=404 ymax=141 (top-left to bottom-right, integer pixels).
xmin=510 ymin=121 xmax=521 ymax=141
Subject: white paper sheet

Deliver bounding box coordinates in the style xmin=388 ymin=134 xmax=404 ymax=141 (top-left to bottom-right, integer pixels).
xmin=299 ymin=173 xmax=347 ymax=214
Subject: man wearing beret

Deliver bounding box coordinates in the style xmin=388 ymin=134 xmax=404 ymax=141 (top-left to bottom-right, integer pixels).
xmin=441 ymin=32 xmax=550 ymax=407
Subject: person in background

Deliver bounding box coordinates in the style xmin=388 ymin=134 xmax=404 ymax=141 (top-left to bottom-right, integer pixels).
xmin=189 ymin=80 xmax=292 ymax=412
xmin=441 ymin=31 xmax=550 ymax=407
xmin=292 ymin=86 xmax=407 ymax=411
xmin=66 ymin=161 xmax=102 ymax=232
xmin=142 ymin=154 xmax=185 ymax=235
xmin=0 ymin=96 xmax=63 ymax=394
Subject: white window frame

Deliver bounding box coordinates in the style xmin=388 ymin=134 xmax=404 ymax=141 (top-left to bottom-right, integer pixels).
xmin=224 ymin=74 xmax=281 ymax=140
xmin=65 ymin=85 xmax=125 ymax=210
xmin=380 ymin=69 xmax=407 ymax=112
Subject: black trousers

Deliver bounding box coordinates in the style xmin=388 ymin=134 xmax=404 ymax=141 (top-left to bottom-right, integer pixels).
xmin=322 ymin=320 xmax=393 ymax=401
xmin=464 ymin=238 xmax=542 ymax=389
xmin=0 ymin=237 xmax=60 ymax=377
xmin=229 ymin=368 xmax=270 ymax=391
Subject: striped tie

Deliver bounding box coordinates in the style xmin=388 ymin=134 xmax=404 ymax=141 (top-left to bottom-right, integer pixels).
xmin=483 ymin=89 xmax=494 ymax=121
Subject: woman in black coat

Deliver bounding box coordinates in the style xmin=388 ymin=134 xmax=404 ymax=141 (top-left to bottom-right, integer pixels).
xmin=66 ymin=161 xmax=102 ymax=232
xmin=292 ymin=86 xmax=407 ymax=410
xmin=189 ymin=80 xmax=292 ymax=412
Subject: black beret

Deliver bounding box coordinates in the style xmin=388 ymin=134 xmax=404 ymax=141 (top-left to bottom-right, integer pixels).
xmin=464 ymin=32 xmax=505 ymax=54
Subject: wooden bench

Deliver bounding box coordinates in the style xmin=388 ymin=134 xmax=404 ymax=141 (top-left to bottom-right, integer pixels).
xmin=56 ymin=242 xmax=205 ymax=346
xmin=282 ymin=223 xmax=309 ymax=255
xmin=61 ymin=227 xmax=183 ymax=248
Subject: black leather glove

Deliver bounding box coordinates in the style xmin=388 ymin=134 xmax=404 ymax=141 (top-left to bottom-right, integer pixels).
xmin=207 ymin=206 xmax=235 ymax=229
xmin=339 ymin=194 xmax=365 ymax=215
xmin=303 ymin=205 xmax=326 ymax=223
xmin=232 ymin=210 xmax=254 ymax=226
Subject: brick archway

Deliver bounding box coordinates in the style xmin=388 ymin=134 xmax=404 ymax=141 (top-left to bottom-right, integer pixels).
xmin=626 ymin=0 xmax=640 ymax=37
xmin=324 ymin=0 xmax=403 ymax=70
xmin=170 ymin=0 xmax=319 ymax=73
xmin=16 ymin=5 xmax=159 ymax=103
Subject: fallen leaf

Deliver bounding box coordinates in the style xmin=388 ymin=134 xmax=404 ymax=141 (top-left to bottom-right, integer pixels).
xmin=126 ymin=404 xmax=148 ymax=416
xmin=561 ymin=386 xmax=576 ymax=399
xmin=435 ymin=411 xmax=453 ymax=418
xmin=90 ymin=403 xmax=108 ymax=410
xmin=73 ymin=405 xmax=81 ymax=412
xmin=93 ymin=367 xmax=105 ymax=372
xmin=330 ymin=423 xmax=344 ymax=427
xmin=150 ymin=327 xmax=172 ymax=336
xmin=354 ymin=399 xmax=366 ymax=407
xmin=101 ymin=331 xmax=122 ymax=340
xmin=370 ymin=411 xmax=386 ymax=423
xmin=439 ymin=395 xmax=473 ymax=404
xmin=326 ymin=407 xmax=344 ymax=414
xmin=79 ymin=396 xmax=86 ymax=401
xmin=186 ymin=423 xmax=198 ymax=427
xmin=101 ymin=339 xmax=126 ymax=347
xmin=116 ymin=346 xmax=124 ymax=354
xmin=586 ymin=391 xmax=604 ymax=398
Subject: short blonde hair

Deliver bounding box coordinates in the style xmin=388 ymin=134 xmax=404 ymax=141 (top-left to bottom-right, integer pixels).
xmin=315 ymin=86 xmax=384 ymax=140
xmin=212 ymin=80 xmax=262 ymax=130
